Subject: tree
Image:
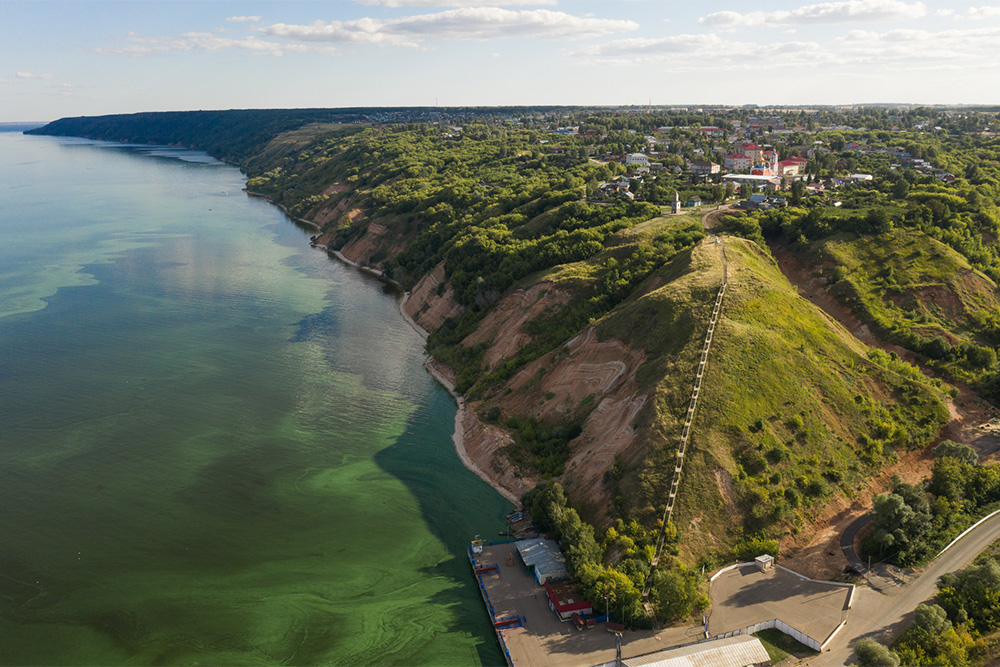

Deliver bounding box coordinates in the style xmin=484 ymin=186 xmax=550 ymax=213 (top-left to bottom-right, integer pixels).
xmin=932 ymin=440 xmax=977 ymax=465
xmin=791 ymin=179 xmax=806 ymax=205
xmin=523 ymin=482 xmax=567 ymax=533
xmin=869 ymin=483 xmax=933 ymax=564
xmin=938 ymin=559 xmax=1000 ymax=633
xmin=913 ymin=603 xmax=952 ymax=635
xmin=866 ymin=207 xmax=893 ymax=234
xmin=854 ymin=637 xmax=900 ymax=667
xmin=892 ymin=178 xmax=910 ymax=199
xmin=895 ymin=604 xmax=971 ymax=667
xmin=651 ymin=567 xmax=707 ymax=622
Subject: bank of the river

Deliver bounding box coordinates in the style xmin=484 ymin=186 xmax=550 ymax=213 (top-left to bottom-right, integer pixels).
xmin=310 ymin=239 xmax=524 ymax=508
xmin=0 ymin=132 xmax=511 ymax=666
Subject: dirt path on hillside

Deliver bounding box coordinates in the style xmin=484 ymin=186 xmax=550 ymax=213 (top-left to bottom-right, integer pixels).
xmin=770 ymin=241 xmax=998 ymax=577
xmin=701 ymin=203 xmax=734 ymax=230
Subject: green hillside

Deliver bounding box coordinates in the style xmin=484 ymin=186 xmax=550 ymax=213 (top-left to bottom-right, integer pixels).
xmin=802 ymin=229 xmax=1000 ymax=384
xmin=669 ymin=239 xmax=949 ymax=556
xmin=522 ymin=233 xmax=950 ymax=558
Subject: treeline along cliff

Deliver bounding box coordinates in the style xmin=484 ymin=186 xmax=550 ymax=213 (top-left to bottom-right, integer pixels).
xmin=31 ymin=105 xmax=1000 ymax=624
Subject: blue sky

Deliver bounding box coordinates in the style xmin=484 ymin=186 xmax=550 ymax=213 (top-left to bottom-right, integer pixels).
xmin=3 ymin=0 xmax=1000 ymax=121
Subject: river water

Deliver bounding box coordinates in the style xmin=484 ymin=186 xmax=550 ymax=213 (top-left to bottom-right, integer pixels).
xmin=0 ymin=131 xmax=510 ymax=665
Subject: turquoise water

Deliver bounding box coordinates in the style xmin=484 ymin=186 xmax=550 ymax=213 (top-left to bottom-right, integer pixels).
xmin=0 ymin=132 xmax=510 ymax=665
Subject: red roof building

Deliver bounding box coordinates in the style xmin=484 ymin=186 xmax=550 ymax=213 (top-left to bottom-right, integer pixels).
xmin=544 ymin=580 xmax=593 ymax=621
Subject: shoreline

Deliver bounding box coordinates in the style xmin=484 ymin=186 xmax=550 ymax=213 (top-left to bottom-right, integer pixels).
xmin=310 ymin=240 xmax=521 ymax=508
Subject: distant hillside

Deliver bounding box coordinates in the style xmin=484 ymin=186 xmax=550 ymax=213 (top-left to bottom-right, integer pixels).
xmin=26 ymin=109 xmax=375 ymax=165
xmin=796 ymin=229 xmax=1000 ymax=386
xmin=24 ymin=106 xmax=599 ymax=167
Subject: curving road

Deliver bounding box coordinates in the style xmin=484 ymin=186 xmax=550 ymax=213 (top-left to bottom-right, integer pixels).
xmin=840 ymin=514 xmax=871 ymax=574
xmin=811 ymin=511 xmax=1000 ymax=665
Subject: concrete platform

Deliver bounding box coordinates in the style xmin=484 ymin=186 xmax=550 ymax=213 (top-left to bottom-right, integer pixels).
xmin=708 ymin=564 xmax=851 ymax=646
xmin=479 ymin=543 xmax=704 ymax=667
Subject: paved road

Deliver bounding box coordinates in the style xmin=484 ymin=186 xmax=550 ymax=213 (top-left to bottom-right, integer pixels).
xmin=811 ymin=511 xmax=1000 ymax=665
xmin=840 ymin=514 xmax=871 ymax=574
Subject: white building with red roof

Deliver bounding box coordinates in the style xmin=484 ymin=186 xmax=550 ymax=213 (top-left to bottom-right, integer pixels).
xmin=777 ymin=160 xmax=801 ymax=176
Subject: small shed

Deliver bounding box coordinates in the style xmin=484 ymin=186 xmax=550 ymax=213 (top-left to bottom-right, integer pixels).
xmin=685 ymin=196 xmax=703 ymax=207
xmin=755 ymin=554 xmax=775 ymax=572
xmin=515 ymin=538 xmax=567 ymax=584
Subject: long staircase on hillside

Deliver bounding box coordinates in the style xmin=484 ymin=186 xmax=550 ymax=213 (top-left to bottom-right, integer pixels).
xmin=641 ymin=239 xmax=728 ymax=616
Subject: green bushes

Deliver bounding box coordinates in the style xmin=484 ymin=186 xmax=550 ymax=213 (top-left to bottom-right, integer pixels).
xmin=504 ymin=416 xmax=583 ymax=478
xmin=865 ymin=454 xmax=1000 ymax=567
xmin=885 ymin=550 xmax=1000 ymax=666
xmin=854 ymin=637 xmax=901 ymax=667
xmin=523 ymin=483 xmax=705 ymax=627
xmin=731 ymin=535 xmax=780 ymax=561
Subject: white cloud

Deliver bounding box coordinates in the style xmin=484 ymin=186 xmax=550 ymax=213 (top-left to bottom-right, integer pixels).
xmin=957 ymin=5 xmax=1000 ymax=18
xmin=226 ymin=16 xmax=262 ymax=23
xmin=572 ymin=33 xmax=828 ymax=69
xmin=16 ymin=72 xmax=54 ymax=80
xmin=576 ymin=19 xmax=1000 ymax=77
xmin=93 ymin=8 xmax=635 ymax=58
xmin=262 ymin=9 xmax=638 ymax=45
xmin=830 ymin=24 xmax=1000 ymax=67
xmin=261 ymin=19 xmax=420 ymax=48
xmin=355 ymin=0 xmax=556 ymax=5
xmin=701 ymin=0 xmax=926 ymax=27
xmin=93 ymin=32 xmax=341 ymax=57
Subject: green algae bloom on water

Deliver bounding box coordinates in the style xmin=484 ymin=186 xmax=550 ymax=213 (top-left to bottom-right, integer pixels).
xmin=0 ymin=132 xmax=510 ymax=666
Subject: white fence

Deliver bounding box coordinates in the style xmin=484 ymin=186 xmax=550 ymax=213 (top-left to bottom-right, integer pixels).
xmin=708 ymin=562 xmax=753 ymax=582
xmin=713 ymin=618 xmax=820 ymax=651
xmin=712 ymin=617 xmax=849 ymax=652
xmin=708 ymin=564 xmax=856 ymax=651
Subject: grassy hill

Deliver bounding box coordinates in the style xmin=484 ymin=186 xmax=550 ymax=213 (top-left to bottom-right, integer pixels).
xmin=796 ymin=229 xmax=1000 ymax=385
xmin=465 ymin=229 xmax=949 ymax=561
xmin=618 ymin=238 xmax=949 ymax=558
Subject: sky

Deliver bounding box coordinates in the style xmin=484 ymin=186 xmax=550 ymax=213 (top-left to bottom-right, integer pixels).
xmin=3 ymin=0 xmax=1000 ymax=122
